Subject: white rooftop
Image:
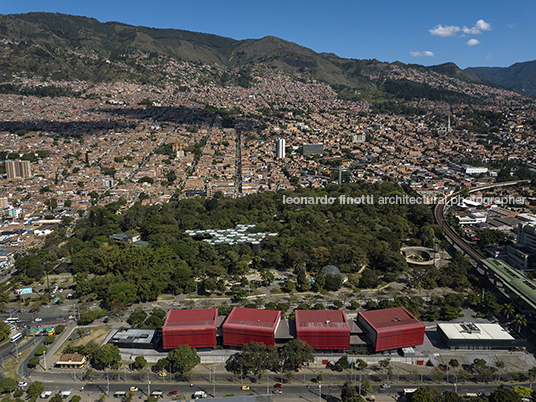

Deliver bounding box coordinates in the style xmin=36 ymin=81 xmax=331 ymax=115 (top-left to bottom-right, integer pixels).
xmin=438 ymin=323 xmax=514 ymax=341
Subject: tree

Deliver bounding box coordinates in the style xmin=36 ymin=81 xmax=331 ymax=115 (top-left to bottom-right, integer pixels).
xmin=528 ymin=366 xmax=536 ymax=388
xmin=128 ymin=307 xmax=148 ymax=328
xmin=335 ymin=356 xmax=350 ymax=372
xmin=133 ymin=356 xmax=147 ymax=371
xmin=360 ymin=378 xmax=372 ymax=396
xmin=27 ymin=382 xmax=45 ymax=399
xmin=45 ymin=334 xmax=56 ymax=344
xmin=324 ymin=274 xmax=343 ymax=291
xmin=502 ymin=303 xmax=516 ymax=320
xmin=28 ymin=356 xmax=41 ymax=368
xmin=409 ymin=387 xmax=433 ymax=402
xmin=442 ymin=391 xmax=464 ymax=402
xmin=378 ymin=358 xmax=391 ymax=381
xmin=167 ymin=345 xmax=200 ymax=375
xmin=280 ymin=339 xmax=314 ymax=371
xmin=0 ymin=322 xmax=10 ymax=343
xmin=50 ymin=394 xmax=63 ymax=402
xmin=282 ymin=280 xmax=296 ymax=293
xmin=70 ymin=396 xmax=82 ymax=402
xmin=341 ymin=381 xmax=365 ymax=402
xmin=448 ymin=359 xmax=459 ymax=371
xmin=513 ymin=314 xmax=527 ymax=333
xmin=488 ymin=385 xmax=522 ymax=402
xmin=260 ymin=269 xmax=275 ymax=286
xmin=231 ymin=341 xmax=280 ymax=381
xmin=0 ymin=378 xmax=17 ymax=394
xmin=93 ymin=344 xmax=121 ymax=369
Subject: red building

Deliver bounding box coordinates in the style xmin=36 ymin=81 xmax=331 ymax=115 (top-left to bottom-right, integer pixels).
xmin=295 ymin=310 xmax=350 ymax=350
xmin=222 ymin=307 xmax=281 ymax=347
xmin=358 ymin=307 xmax=425 ymax=352
xmin=162 ymin=308 xmax=218 ymax=350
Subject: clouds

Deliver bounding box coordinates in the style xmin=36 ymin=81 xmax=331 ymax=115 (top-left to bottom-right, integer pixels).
xmin=475 ymin=19 xmax=492 ymax=31
xmin=410 ymin=51 xmax=435 ymax=57
xmin=430 ymin=19 xmax=491 ymax=38
xmin=429 ymin=25 xmax=461 ymax=37
xmin=466 ymin=39 xmax=480 ymax=46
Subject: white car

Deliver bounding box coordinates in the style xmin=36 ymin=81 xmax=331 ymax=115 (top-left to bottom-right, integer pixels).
xmin=35 ymin=318 xmax=42 ymax=322
xmin=380 ymin=383 xmax=391 ymax=389
xmin=18 ymin=381 xmax=28 ymax=388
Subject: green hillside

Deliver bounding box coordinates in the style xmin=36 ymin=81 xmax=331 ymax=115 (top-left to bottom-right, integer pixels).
xmin=466 ymin=60 xmax=536 ymax=96
xmin=0 ymin=12 xmax=522 ymax=103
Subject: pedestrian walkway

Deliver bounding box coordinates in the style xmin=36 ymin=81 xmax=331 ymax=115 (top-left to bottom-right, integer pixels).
xmin=42 ymin=321 xmax=77 ymax=370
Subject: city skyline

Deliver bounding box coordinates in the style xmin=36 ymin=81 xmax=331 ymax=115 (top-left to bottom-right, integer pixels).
xmin=0 ymin=0 xmax=535 ymax=69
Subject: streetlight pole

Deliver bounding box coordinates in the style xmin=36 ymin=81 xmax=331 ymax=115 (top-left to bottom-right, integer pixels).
xmin=319 ymin=384 xmax=321 ymax=402
xmin=213 ymin=368 xmax=215 ymax=398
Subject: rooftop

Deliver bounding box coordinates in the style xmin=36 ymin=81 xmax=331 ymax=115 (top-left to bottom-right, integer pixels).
xmin=164 ymin=308 xmax=218 ymax=329
xmin=225 ymin=307 xmax=281 ymax=329
xmin=295 ymin=310 xmax=350 ymax=331
xmin=438 ymin=322 xmax=515 ymax=341
xmin=359 ymin=307 xmax=424 ymax=332
xmin=110 ymin=328 xmax=156 ymax=344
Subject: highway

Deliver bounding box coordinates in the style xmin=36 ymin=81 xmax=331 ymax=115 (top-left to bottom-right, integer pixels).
xmin=23 ymin=380 xmax=533 ymax=400
xmin=433 ymin=180 xmax=526 ymax=263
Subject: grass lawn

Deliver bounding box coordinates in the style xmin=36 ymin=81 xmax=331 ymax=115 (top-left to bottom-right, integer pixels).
xmin=56 ymin=325 xmax=111 ymax=356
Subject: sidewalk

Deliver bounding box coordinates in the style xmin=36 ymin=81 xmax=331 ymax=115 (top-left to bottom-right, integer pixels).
xmin=42 ymin=321 xmax=77 ymax=370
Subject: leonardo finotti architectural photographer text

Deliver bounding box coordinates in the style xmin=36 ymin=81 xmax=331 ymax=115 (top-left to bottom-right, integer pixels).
xmin=282 ymin=194 xmax=526 ymax=206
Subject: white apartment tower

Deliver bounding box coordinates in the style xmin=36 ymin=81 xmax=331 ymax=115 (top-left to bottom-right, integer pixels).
xmin=276 ymin=138 xmax=285 ymax=159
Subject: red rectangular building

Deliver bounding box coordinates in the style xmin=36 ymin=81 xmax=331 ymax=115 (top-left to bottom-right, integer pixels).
xmin=295 ymin=310 xmax=350 ymax=350
xmin=358 ymin=307 xmax=425 ymax=352
xmin=162 ymin=308 xmax=218 ymax=350
xmin=222 ymin=307 xmax=281 ymax=347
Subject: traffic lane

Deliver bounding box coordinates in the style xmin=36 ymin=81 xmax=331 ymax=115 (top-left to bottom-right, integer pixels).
xmin=80 ymin=383 xmax=341 ymax=399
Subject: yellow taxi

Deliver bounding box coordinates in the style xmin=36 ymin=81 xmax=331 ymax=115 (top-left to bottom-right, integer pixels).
xmin=241 ymin=386 xmax=250 ymax=391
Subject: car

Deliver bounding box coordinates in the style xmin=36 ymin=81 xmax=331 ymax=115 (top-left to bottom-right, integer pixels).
xmin=129 ymin=387 xmax=138 ymax=392
xmin=273 ymin=390 xmax=282 ymax=394
xmin=158 ymin=372 xmax=167 ymax=377
xmin=477 ymin=393 xmax=487 ymax=397
xmin=241 ymin=386 xmax=250 ymax=391
xmin=18 ymin=381 xmax=28 ymax=387
xmin=35 ymin=318 xmax=42 ymax=322
xmin=380 ymin=384 xmax=391 ymax=389
xmin=169 ymin=391 xmax=178 ymax=396
xmin=68 ymin=315 xmax=75 ymax=319
xmin=274 ymin=383 xmax=283 ymax=388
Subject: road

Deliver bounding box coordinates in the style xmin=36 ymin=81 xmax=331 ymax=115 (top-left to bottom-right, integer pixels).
xmin=433 ymin=180 xmax=526 ymax=263
xmin=28 ymin=380 xmax=533 ymax=400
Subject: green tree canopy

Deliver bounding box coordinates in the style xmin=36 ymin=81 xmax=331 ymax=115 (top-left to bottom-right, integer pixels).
xmin=132 ymin=356 xmax=147 ymax=371
xmin=280 ymin=339 xmax=314 ymax=371
xmin=93 ymin=344 xmax=121 ymax=369
xmin=341 ymin=381 xmax=365 ymax=402
xmin=166 ymin=345 xmax=200 ymax=375
xmin=27 ymin=382 xmax=45 ymax=399
xmin=0 ymin=378 xmax=17 ymax=394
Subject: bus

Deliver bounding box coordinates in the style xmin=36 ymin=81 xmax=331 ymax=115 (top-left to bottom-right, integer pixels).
xmin=10 ymin=333 xmax=22 ymax=343
xmin=5 ymin=317 xmax=20 ymax=323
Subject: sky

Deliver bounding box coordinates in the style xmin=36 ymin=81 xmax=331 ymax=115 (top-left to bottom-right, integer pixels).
xmin=1 ymin=0 xmax=535 ymax=69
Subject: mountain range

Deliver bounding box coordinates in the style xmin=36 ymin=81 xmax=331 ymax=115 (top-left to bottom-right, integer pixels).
xmin=0 ymin=12 xmax=534 ymax=100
